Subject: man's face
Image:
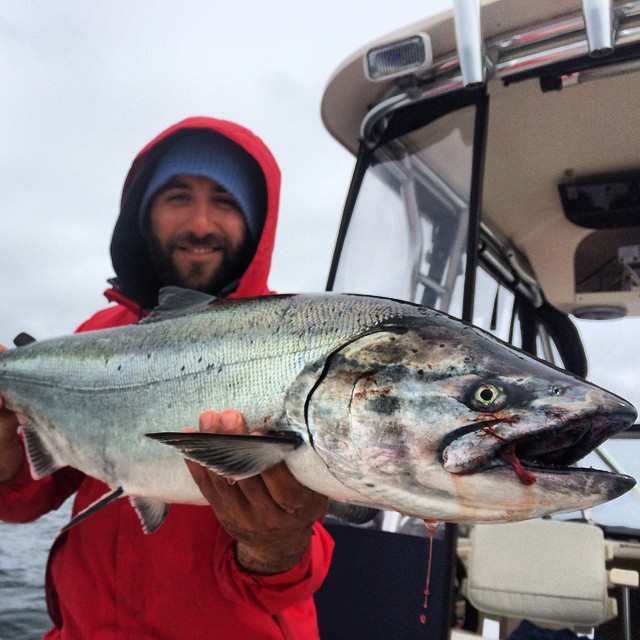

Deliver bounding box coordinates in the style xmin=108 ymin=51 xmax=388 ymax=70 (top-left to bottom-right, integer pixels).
xmin=148 ymin=175 xmax=253 ymax=294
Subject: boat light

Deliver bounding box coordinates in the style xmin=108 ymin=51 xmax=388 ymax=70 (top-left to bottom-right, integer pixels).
xmin=364 ymin=33 xmax=432 ymax=81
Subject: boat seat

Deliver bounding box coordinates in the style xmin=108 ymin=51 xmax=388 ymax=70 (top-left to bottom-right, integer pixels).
xmin=315 ymin=521 xmax=457 ymax=640
xmin=461 ymin=519 xmax=638 ymax=638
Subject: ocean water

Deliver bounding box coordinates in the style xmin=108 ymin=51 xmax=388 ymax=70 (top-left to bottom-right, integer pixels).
xmin=0 ymin=500 xmax=72 ymax=640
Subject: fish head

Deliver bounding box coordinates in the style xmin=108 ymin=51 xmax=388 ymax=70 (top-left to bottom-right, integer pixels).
xmin=299 ymin=316 xmax=637 ymax=523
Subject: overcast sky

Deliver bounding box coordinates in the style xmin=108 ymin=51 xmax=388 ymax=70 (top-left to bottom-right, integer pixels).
xmin=0 ymin=1 xmax=453 ymax=344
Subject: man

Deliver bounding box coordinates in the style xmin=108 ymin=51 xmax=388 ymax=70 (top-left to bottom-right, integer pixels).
xmin=0 ymin=117 xmax=333 ymax=639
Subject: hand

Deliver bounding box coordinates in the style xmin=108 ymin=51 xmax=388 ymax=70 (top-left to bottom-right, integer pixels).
xmin=0 ymin=346 xmax=24 ymax=482
xmin=186 ymin=410 xmax=328 ymax=574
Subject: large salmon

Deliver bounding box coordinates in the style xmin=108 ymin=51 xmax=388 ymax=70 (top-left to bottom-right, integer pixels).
xmin=0 ymin=288 xmax=635 ymax=532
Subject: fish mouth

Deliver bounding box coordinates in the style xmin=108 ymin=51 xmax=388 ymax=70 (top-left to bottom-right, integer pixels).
xmin=505 ymin=415 xmax=622 ymax=467
xmin=441 ymin=406 xmax=637 ymax=487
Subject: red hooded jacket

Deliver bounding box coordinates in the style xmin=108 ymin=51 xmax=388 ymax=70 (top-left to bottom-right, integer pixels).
xmin=0 ymin=117 xmax=333 ymax=639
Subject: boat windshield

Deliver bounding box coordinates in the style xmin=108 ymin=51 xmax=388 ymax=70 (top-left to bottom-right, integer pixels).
xmin=330 ymin=100 xmax=640 ymax=530
xmin=331 ymin=103 xmax=475 ymax=318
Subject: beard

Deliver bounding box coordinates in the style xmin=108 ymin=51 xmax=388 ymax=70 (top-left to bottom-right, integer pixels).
xmin=147 ymin=230 xmax=255 ymax=296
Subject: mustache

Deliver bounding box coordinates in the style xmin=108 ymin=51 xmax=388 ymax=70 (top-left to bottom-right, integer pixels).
xmin=167 ymin=232 xmax=232 ymax=250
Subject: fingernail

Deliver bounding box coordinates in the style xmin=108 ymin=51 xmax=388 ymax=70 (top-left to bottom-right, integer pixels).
xmin=199 ymin=411 xmax=216 ymax=432
xmin=220 ymin=410 xmax=239 ymax=433
xmin=283 ymin=505 xmax=301 ymax=515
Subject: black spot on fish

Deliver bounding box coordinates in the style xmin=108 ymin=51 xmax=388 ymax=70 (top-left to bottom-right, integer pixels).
xmin=366 ymin=483 xmax=375 ymax=488
xmin=367 ymin=395 xmax=401 ymax=416
xmin=117 ymin=365 xmax=122 ymax=371
xmin=181 ymin=366 xmax=185 ymax=372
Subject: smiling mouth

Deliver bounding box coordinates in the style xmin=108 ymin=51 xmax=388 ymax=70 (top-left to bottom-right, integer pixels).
xmin=176 ymin=245 xmax=222 ymax=256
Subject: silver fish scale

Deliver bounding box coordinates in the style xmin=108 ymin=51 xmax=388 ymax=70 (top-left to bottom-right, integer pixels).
xmin=0 ymin=295 xmax=407 ymax=391
xmin=0 ymin=294 xmax=419 ymax=493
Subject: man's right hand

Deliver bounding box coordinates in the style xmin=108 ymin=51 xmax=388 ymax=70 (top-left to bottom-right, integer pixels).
xmin=0 ymin=345 xmax=24 ymax=482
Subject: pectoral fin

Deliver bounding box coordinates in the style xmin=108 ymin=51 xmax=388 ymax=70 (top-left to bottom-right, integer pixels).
xmin=21 ymin=424 xmax=65 ymax=479
xmin=146 ymin=431 xmax=303 ymax=480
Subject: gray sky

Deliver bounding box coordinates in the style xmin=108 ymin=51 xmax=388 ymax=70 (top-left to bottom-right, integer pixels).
xmin=0 ymin=1 xmax=453 ymax=343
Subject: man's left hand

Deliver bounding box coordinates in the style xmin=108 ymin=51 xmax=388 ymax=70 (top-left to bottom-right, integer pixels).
xmin=185 ymin=409 xmax=328 ymax=574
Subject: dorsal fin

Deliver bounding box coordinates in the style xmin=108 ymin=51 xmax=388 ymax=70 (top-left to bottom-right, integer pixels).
xmin=141 ymin=287 xmax=217 ymax=324
xmin=13 ymin=332 xmax=37 ymax=347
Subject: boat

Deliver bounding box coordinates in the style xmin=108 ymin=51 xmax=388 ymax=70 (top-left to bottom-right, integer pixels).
xmin=314 ymin=2 xmax=640 ymax=638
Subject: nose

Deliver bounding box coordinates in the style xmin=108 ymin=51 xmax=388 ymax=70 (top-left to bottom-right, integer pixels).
xmin=187 ymin=197 xmax=217 ymax=236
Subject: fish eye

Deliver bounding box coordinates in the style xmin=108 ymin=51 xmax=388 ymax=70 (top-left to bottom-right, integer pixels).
xmin=470 ymin=382 xmax=506 ymax=411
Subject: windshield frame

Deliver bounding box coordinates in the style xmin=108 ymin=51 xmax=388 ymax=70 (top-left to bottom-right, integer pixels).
xmin=325 ymin=25 xmax=640 ymax=530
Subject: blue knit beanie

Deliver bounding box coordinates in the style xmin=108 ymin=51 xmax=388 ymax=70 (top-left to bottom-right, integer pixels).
xmin=139 ymin=131 xmax=266 ymax=241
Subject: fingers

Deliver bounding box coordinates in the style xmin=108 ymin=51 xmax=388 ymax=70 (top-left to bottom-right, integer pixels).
xmin=198 ymin=409 xmax=244 ymax=435
xmin=196 ymin=409 xmax=245 ymax=485
xmin=196 ymin=409 xmax=313 ymax=513
xmin=0 ymin=400 xmax=19 ymax=433
xmin=185 ymin=457 xmax=251 ymax=516
xmin=188 ymin=409 xmax=327 ymax=519
xmin=259 ymin=464 xmax=307 ymax=513
xmin=186 ymin=408 xmax=328 ymax=572
xmin=187 ymin=409 xmax=257 ymax=516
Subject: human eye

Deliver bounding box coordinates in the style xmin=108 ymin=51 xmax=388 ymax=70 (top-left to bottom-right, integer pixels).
xmin=213 ymin=193 xmax=242 ymax=212
xmin=161 ymin=188 xmax=191 ymax=205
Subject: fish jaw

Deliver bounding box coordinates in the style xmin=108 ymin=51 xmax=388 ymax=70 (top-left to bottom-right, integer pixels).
xmin=440 ymin=383 xmax=637 ymax=475
xmin=434 ymin=390 xmax=637 ymax=521
xmin=391 ymin=465 xmax=636 ymax=524
xmin=297 ymin=324 xmax=637 ymax=523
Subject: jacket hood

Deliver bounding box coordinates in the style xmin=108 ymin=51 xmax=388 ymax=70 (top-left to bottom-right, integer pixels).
xmin=110 ymin=116 xmax=281 ymax=310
